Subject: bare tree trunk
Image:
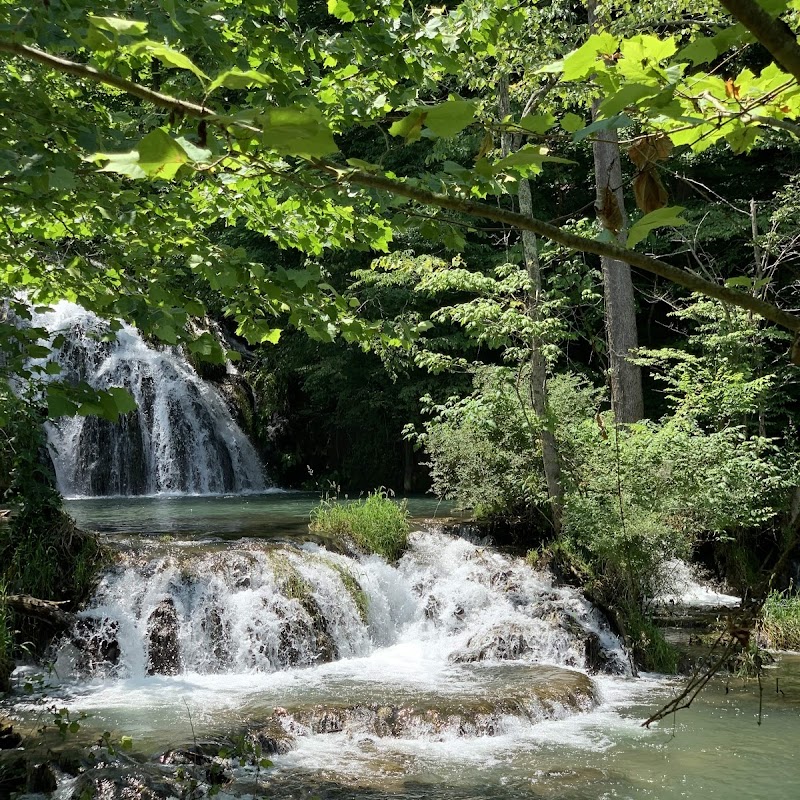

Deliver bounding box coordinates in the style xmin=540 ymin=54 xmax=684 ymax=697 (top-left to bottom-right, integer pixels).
xmin=588 ymin=1 xmax=644 ymax=424
xmin=499 ymin=80 xmax=564 ymax=532
xmin=518 ymin=179 xmax=565 ymax=532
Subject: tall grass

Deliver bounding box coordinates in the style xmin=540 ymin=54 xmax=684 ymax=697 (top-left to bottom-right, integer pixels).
xmin=758 ymin=588 xmax=800 ymax=650
xmin=310 ymin=491 xmax=409 ymax=561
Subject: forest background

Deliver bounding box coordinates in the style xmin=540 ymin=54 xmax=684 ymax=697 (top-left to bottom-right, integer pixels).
xmin=2 ymin=0 xmax=800 ymax=672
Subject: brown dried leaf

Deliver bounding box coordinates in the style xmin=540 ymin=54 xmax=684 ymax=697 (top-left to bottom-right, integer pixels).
xmin=633 ymin=169 xmax=669 ymax=214
xmin=628 ymin=134 xmax=673 ymax=168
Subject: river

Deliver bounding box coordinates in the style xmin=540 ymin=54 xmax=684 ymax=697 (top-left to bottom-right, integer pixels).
xmin=3 ymin=493 xmax=798 ymax=799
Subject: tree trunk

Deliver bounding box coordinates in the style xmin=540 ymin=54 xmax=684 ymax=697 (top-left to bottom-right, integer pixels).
xmin=499 ymin=79 xmax=564 ymax=532
xmin=588 ymin=0 xmax=644 ymax=424
xmin=518 ymin=178 xmax=565 ymax=532
xmin=4 ymin=595 xmax=75 ymax=628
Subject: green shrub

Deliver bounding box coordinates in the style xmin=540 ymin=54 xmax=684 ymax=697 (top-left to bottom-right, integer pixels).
xmin=625 ymin=606 xmax=679 ymax=674
xmin=758 ymin=588 xmax=800 ymax=650
xmin=310 ymin=491 xmax=409 ymax=561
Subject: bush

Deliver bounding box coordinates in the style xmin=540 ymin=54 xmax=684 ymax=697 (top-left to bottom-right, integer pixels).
xmin=309 ymin=491 xmax=410 ymax=561
xmin=758 ymin=588 xmax=800 ymax=650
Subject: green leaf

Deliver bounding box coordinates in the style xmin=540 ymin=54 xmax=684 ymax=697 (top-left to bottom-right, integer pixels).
xmin=424 ymin=100 xmax=476 ymax=138
xmin=107 ymin=387 xmax=137 ymax=415
xmin=598 ymin=84 xmax=659 ymax=118
xmin=328 ymin=0 xmax=356 ymax=22
xmin=174 ymin=137 xmax=212 ymax=163
xmin=260 ymin=328 xmax=282 ymax=344
xmin=561 ymin=32 xmax=619 ymax=81
xmin=518 ymin=113 xmax=556 ymax=134
xmin=95 ymin=150 xmax=147 ymax=179
xmin=88 ymin=15 xmax=148 ymax=36
xmin=389 ymin=109 xmax=427 ymax=142
xmin=46 ymin=387 xmax=79 ymax=418
xmin=573 ymin=114 xmax=634 ymax=142
xmin=627 ymin=206 xmax=688 ymax=249
xmin=208 ymin=69 xmax=272 ymax=93
xmin=560 ymin=113 xmax=584 ymax=133
xmin=725 ymin=276 xmax=755 ymax=287
xmin=137 ymin=129 xmax=189 ymax=179
xmin=130 ymin=41 xmax=208 ymax=80
xmin=119 ymin=736 xmax=134 ymax=751
xmin=493 ymin=145 xmax=575 ymax=171
xmin=262 ymin=106 xmax=337 ymax=157
xmin=676 ymin=36 xmax=719 ymax=67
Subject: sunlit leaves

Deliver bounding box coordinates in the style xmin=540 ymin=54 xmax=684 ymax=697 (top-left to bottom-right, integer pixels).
xmin=207 ymin=69 xmax=272 ymax=93
xmin=92 ymin=129 xmax=191 ymax=180
xmin=129 ymin=40 xmax=208 ymax=80
xmin=627 ymin=207 xmax=688 ymax=249
xmin=260 ymin=106 xmax=338 ymax=157
xmin=88 ymin=16 xmax=148 ymax=36
xmin=389 ymin=100 xmax=476 ymax=141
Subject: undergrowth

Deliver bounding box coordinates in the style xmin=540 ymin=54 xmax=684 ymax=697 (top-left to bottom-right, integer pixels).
xmin=758 ymin=587 xmax=800 ymax=650
xmin=310 ymin=490 xmax=409 ymax=561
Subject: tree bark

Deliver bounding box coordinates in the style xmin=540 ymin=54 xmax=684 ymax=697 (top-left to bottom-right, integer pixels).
xmin=518 ymin=179 xmax=565 ymax=532
xmin=588 ymin=0 xmax=644 ymax=424
xmin=500 ymin=80 xmax=564 ymax=533
xmin=4 ymin=595 xmax=75 ymax=628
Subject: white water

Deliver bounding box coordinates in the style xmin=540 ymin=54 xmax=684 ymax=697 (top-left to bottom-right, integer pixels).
xmin=12 ymin=529 xmax=800 ymax=799
xmin=28 ymin=302 xmax=266 ymax=497
xmin=654 ymin=559 xmax=741 ymax=608
xmin=55 ymin=531 xmax=627 ymax=682
xmin=34 ymin=531 xmax=628 ymax=754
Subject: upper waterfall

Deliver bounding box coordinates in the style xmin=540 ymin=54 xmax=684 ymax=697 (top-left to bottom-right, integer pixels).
xmin=30 ymin=301 xmax=267 ymax=497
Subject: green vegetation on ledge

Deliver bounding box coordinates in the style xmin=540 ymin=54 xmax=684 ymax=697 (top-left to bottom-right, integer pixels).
xmin=310 ymin=492 xmax=410 ymax=562
xmin=758 ymin=588 xmax=800 ymax=651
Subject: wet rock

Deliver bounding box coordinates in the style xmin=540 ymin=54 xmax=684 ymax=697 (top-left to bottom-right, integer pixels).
xmin=250 ymin=716 xmax=296 ymax=754
xmin=26 ymin=761 xmax=57 ymax=793
xmin=0 ymin=717 xmax=21 ymax=749
xmin=449 ymin=622 xmax=531 ymax=662
xmin=201 ymin=606 xmax=229 ymax=667
xmin=71 ymin=617 xmax=121 ymax=673
xmin=584 ymin=632 xmax=618 ymax=674
xmin=424 ymin=595 xmax=440 ymax=620
xmin=69 ymin=766 xmax=185 ymax=800
xmin=146 ymin=599 xmax=182 ymax=675
xmin=267 ymin=671 xmax=597 ymax=741
xmin=0 ymin=751 xmax=26 ymax=796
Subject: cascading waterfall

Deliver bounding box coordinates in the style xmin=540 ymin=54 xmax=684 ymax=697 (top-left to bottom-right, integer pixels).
xmin=30 ymin=530 xmax=638 ymax=799
xmin=56 ymin=530 xmax=628 ymax=695
xmin=29 ymin=301 xmax=266 ymax=497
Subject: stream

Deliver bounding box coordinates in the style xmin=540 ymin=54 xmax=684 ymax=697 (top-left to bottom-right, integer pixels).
xmin=4 ymin=306 xmax=799 ymax=798
xmin=4 ymin=494 xmax=799 ymax=799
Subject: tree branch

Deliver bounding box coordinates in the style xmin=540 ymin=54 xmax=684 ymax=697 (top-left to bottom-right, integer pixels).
xmin=2 ymin=39 xmax=800 ymax=334
xmin=719 ymin=0 xmax=800 ymax=83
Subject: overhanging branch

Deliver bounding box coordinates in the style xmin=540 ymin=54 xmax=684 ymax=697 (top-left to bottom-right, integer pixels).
xmin=1 ymin=39 xmax=800 ymax=334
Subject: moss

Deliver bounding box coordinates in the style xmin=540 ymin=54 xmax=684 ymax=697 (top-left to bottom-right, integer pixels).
xmin=328 ymin=563 xmax=369 ymax=623
xmin=269 ymin=555 xmax=313 ymax=604
xmin=309 ymin=491 xmax=409 ymax=562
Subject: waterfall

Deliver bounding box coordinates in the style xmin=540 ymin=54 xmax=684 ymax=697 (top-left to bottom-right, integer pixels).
xmin=29 ymin=301 xmax=266 ymax=497
xmin=58 ymin=531 xmax=628 ymax=680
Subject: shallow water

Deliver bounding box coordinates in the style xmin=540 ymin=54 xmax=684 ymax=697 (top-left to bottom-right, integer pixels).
xmin=7 ymin=498 xmax=800 ymax=799
xmin=64 ymin=492 xmax=462 ymax=538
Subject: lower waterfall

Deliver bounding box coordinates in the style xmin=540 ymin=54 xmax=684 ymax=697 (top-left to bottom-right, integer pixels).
xmin=28 ymin=302 xmax=266 ymax=497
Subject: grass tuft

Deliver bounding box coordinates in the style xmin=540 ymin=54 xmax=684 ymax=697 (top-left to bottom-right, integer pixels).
xmin=310 ymin=490 xmax=409 ymax=562
xmin=758 ymin=588 xmax=800 ymax=650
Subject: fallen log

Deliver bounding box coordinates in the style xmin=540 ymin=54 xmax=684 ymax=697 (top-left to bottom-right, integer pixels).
xmin=3 ymin=595 xmax=76 ymax=628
